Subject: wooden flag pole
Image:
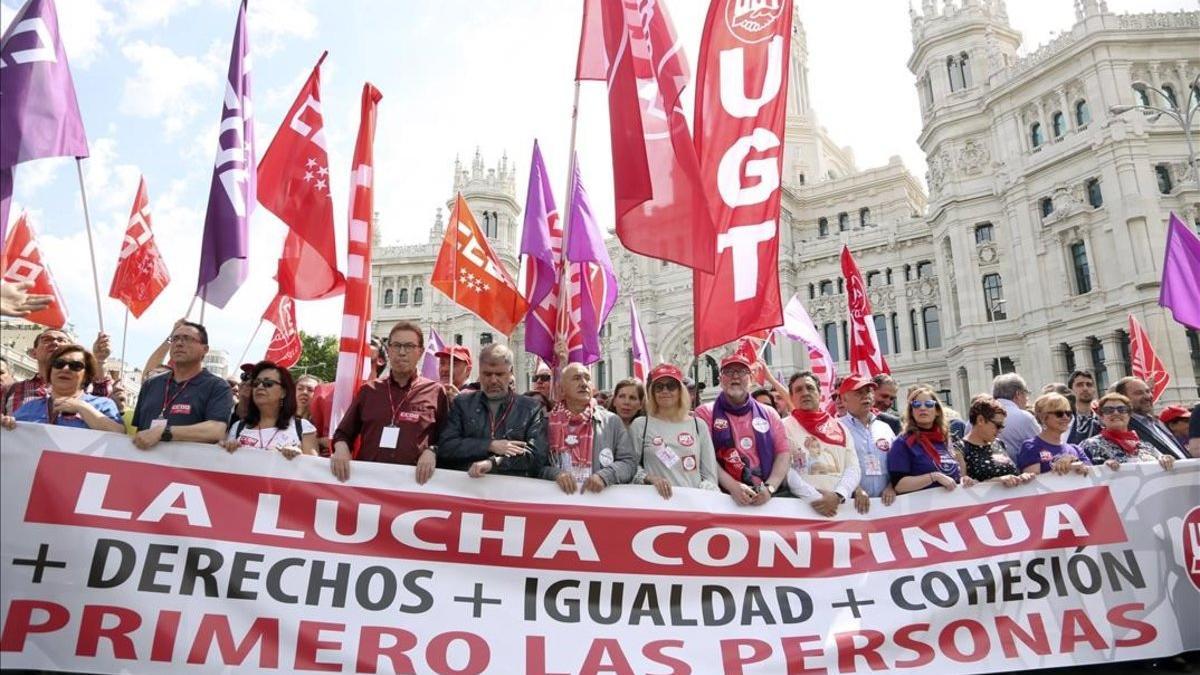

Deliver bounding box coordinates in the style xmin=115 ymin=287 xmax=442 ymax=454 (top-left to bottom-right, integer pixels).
xmin=119 ymin=307 xmax=130 ymax=377
xmin=237 ymin=319 xmax=265 ymax=366
xmin=75 ymin=159 xmax=106 ymax=333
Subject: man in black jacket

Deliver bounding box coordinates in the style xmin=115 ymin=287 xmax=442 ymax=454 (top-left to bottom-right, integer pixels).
xmin=437 ymin=343 xmax=553 ymax=479
xmin=1112 ymin=376 xmax=1187 ymax=460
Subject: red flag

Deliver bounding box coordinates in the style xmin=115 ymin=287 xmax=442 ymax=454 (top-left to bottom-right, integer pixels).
xmin=692 ymin=0 xmax=792 ymax=353
xmin=262 ymin=292 xmax=301 ymax=368
xmin=588 ymin=0 xmax=716 ymax=272
xmin=841 ymin=246 xmax=890 ymax=377
xmin=733 ymin=337 xmax=769 ymax=386
xmin=332 ymin=83 xmax=382 ymax=432
xmin=431 ymin=194 xmax=528 ymax=335
xmin=108 ymin=176 xmax=169 ymax=318
xmin=574 ymin=0 xmax=607 ymax=80
xmin=1128 ymin=314 xmax=1170 ymax=403
xmin=257 ymin=52 xmax=345 ymax=300
xmin=1 ymin=213 xmax=67 ymax=328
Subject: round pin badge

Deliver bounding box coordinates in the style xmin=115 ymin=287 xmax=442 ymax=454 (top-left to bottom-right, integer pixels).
xmin=739 ymin=437 xmax=753 ymax=450
xmin=652 ymin=436 xmax=664 ymax=446
xmin=681 ymin=455 xmax=697 ymax=472
xmin=713 ymin=419 xmax=729 ymax=430
xmin=751 ymin=418 xmax=770 ymax=433
xmin=599 ymin=447 xmax=614 ymax=466
xmin=678 ymin=432 xmax=695 ymax=447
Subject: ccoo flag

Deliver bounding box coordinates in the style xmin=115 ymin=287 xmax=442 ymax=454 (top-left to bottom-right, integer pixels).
xmin=520 ymin=140 xmax=563 ymax=366
xmin=841 ymin=245 xmax=890 ymax=377
xmin=262 ymin=292 xmax=301 ymax=368
xmin=2 ymin=213 xmax=68 ymax=328
xmin=108 ymin=177 xmax=170 ymax=318
xmin=563 ymin=155 xmax=618 ymax=365
xmin=1127 ymin=314 xmax=1170 ymax=404
xmin=1159 ymin=212 xmax=1200 ymax=331
xmin=196 ymin=0 xmax=254 ymax=309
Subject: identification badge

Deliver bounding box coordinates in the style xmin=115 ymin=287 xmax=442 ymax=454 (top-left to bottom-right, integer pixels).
xmin=864 ymin=455 xmax=883 ymax=476
xmin=396 ymin=411 xmax=420 ymax=423
xmin=380 ymin=426 xmax=401 ymax=449
xmin=681 ymin=455 xmax=698 ymax=472
xmin=677 ymin=432 xmax=695 ymax=447
xmin=739 ymin=437 xmax=753 ymax=450
xmin=752 ymin=418 xmax=770 ymax=433
xmin=656 ymin=447 xmax=680 ymax=467
xmin=151 ymin=418 xmax=167 ymax=429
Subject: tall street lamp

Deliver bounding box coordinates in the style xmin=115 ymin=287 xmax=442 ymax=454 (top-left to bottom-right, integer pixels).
xmin=1109 ymin=74 xmax=1200 ymax=188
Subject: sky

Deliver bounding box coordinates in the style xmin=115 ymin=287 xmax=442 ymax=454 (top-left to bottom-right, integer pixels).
xmin=1 ymin=0 xmax=1193 ymax=374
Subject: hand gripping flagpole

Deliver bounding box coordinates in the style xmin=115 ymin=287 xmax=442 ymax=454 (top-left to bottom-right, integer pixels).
xmin=75 ymin=160 xmax=106 ymax=333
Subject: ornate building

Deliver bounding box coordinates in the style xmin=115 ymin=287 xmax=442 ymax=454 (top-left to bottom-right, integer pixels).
xmin=374 ymin=1 xmax=1200 ymax=406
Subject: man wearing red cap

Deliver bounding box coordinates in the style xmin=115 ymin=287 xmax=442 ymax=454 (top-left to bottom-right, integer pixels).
xmin=1159 ymin=405 xmax=1192 ymax=449
xmin=695 ymin=352 xmax=790 ymax=506
xmin=782 ymin=371 xmax=861 ymax=518
xmin=837 ymin=374 xmax=897 ymax=514
xmin=436 ymin=345 xmax=474 ymax=397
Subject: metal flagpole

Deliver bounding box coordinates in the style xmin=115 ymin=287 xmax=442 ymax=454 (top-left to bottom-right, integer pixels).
xmin=185 ymin=295 xmax=198 ymax=320
xmin=119 ymin=307 xmax=129 ymax=377
xmin=553 ymin=80 xmax=584 ymax=381
xmin=237 ymin=319 xmax=265 ymax=365
xmin=74 ymin=159 xmax=106 ymax=333
xmin=449 ymin=198 xmax=459 ymax=389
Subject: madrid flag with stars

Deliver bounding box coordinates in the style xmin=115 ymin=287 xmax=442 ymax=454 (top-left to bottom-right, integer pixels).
xmin=431 ymin=194 xmax=528 ymax=335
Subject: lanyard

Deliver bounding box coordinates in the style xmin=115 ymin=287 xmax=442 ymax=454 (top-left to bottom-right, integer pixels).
xmin=159 ymin=376 xmax=195 ymax=418
xmin=488 ymin=395 xmax=515 ymax=439
xmin=257 ymin=426 xmax=282 ymax=450
xmin=385 ymin=377 xmax=418 ymax=426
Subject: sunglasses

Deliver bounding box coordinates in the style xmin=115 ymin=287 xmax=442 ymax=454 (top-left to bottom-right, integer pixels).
xmin=1100 ymin=405 xmax=1129 ymax=415
xmin=532 ymin=374 xmax=551 ymax=383
xmin=911 ymin=400 xmax=938 ymax=409
xmin=51 ymin=359 xmax=86 ymax=372
xmin=1047 ymin=410 xmax=1072 ymax=419
xmin=251 ymin=379 xmax=281 ymax=389
xmin=989 ymin=418 xmax=1006 ymax=430
xmin=651 ymin=380 xmax=681 ymax=392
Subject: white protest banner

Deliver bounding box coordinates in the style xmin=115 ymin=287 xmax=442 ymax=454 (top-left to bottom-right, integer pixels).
xmin=1 ymin=423 xmax=1198 ymax=673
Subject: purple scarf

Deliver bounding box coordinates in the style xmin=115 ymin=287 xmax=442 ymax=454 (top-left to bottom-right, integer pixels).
xmin=711 ymin=392 xmax=776 ymax=478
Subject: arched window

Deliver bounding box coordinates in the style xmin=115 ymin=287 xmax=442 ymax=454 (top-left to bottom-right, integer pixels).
xmin=820 ymin=280 xmax=834 ymax=296
xmin=818 ymin=217 xmax=829 ymax=237
xmin=873 ymin=315 xmax=890 ymax=355
xmin=383 ymin=288 xmax=394 ymax=307
xmin=838 ymin=212 xmax=849 ymax=231
xmin=959 ymin=52 xmax=972 ymax=88
xmin=397 ymin=288 xmax=409 ymax=306
xmin=922 ymin=307 xmax=942 ymax=349
xmin=412 ymin=287 xmax=424 ymax=305
xmin=1051 ymin=111 xmax=1066 ymax=138
xmin=1074 ymin=100 xmax=1091 ymax=126
xmin=974 ymin=222 xmax=994 ymax=244
xmin=1071 ymin=242 xmax=1092 ymax=294
xmin=890 ymin=313 xmax=901 ymax=355
xmin=705 ymin=355 xmax=719 ymax=386
xmin=1155 ymin=164 xmax=1173 ymax=194
xmin=982 ymin=274 xmax=1006 ymax=321
xmin=1085 ymin=178 xmax=1103 ymax=208
xmin=947 ymin=56 xmax=964 ymax=92
xmin=1162 ymin=85 xmax=1178 ymax=110
xmin=823 ymin=323 xmax=840 ymax=362
xmin=1040 ymin=197 xmax=1054 ymax=218
xmin=1135 ymin=87 xmax=1150 ymax=107
xmin=859 ymin=207 xmax=870 ymax=226
xmin=1030 ymin=122 xmax=1044 ymax=149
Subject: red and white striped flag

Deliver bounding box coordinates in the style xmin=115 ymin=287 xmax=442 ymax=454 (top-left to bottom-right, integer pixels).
xmin=1128 ymin=314 xmax=1170 ymax=403
xmin=629 ymin=298 xmax=651 ymax=381
xmin=331 ymin=84 xmax=382 ymax=432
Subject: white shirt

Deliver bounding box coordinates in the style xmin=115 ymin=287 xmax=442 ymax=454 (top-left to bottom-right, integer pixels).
xmin=228 ymin=418 xmax=316 ymax=450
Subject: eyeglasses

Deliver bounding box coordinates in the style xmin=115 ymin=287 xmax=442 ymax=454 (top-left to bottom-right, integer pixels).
xmin=911 ymin=400 xmax=938 ymax=409
xmin=651 ymin=380 xmax=680 ymax=393
xmin=1100 ymin=405 xmax=1130 ymax=415
xmin=251 ymin=378 xmax=281 ymax=389
xmin=721 ymin=368 xmax=751 ymax=379
xmin=51 ymin=359 xmax=86 ymax=372
xmin=387 ymin=341 xmax=421 ymax=352
xmin=167 ymin=334 xmax=202 ymax=345
xmin=532 ymin=374 xmax=552 ymax=383
xmin=988 ymin=418 xmax=1006 ymax=430
xmin=1047 ymin=410 xmax=1072 ymax=419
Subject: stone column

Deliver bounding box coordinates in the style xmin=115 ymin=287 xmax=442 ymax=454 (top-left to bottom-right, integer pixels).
xmin=1069 ymin=339 xmax=1094 ymax=373
xmin=1051 ymin=343 xmax=1071 ymax=382
xmin=1101 ymin=332 xmax=1128 ymax=380
xmin=1056 ymin=88 xmax=1071 ymax=134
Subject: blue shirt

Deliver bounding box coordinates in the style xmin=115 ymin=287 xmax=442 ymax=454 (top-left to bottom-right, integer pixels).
xmin=888 ymin=432 xmax=961 ymax=488
xmin=13 ymin=394 xmax=122 ymax=429
xmin=841 ymin=413 xmax=895 ymax=498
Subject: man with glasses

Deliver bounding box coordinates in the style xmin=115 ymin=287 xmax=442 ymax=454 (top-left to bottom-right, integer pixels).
xmin=531 ymin=362 xmax=553 ymax=402
xmin=870 ymin=374 xmax=902 ymax=434
xmin=132 ymin=321 xmax=233 ymax=450
xmin=331 ymin=320 xmax=448 ymax=483
xmin=696 ymin=353 xmax=790 ymax=506
xmin=839 ymin=374 xmax=897 ymax=514
xmin=991 ymin=373 xmax=1040 ymax=463
xmin=1112 ymin=376 xmax=1188 ymax=460
xmin=2 ymin=328 xmax=114 ymax=415
xmin=1066 ymin=370 xmax=1101 ymax=444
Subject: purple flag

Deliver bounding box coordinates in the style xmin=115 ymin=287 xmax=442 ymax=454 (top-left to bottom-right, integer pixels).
xmin=565 ymin=153 xmax=618 ymax=365
xmin=519 ymin=140 xmax=562 ymax=364
xmin=421 ymin=328 xmax=446 ymax=380
xmin=196 ymin=0 xmax=255 ymax=309
xmin=0 ymin=0 xmax=89 ymax=243
xmin=1159 ymin=212 xmax=1200 ymax=330
xmin=629 ymin=297 xmax=651 ymax=381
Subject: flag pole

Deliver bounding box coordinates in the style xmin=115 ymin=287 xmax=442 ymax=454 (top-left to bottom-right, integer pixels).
xmin=238 ymin=319 xmax=265 ymax=365
xmin=449 ymin=197 xmax=458 ymax=388
xmin=74 ymin=159 xmax=105 ymax=333
xmin=185 ymin=295 xmax=198 ymax=320
xmin=119 ymin=307 xmax=129 ymax=377
xmin=553 ymin=80 xmax=584 ymax=374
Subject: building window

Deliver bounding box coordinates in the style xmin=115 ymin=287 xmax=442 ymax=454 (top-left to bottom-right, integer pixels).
xmin=990 ymin=357 xmax=1015 ymax=376
xmin=454 ymin=333 xmax=463 ymax=346
xmin=974 ymin=222 xmax=994 ymax=244
xmin=917 ymin=261 xmax=934 ymax=279
xmin=1051 ymin=111 xmax=1066 ymax=138
xmin=397 ymin=288 xmax=409 ymax=306
xmin=597 ymin=360 xmax=608 ymax=391
xmin=910 ymin=309 xmax=921 ymax=351
xmin=808 ymin=283 xmax=815 ymax=300
xmin=1162 ymin=85 xmax=1178 ymax=110
xmin=383 ymin=288 xmax=394 ymax=307
xmin=1030 ymin=122 xmax=1044 ymax=149
xmin=890 ymin=313 xmax=900 ymax=355
xmin=818 ymin=217 xmax=828 ymax=237
xmin=1040 ymin=197 xmax=1054 ymax=218
xmin=904 ymin=264 xmax=912 ymax=281
xmin=959 ymin=52 xmax=971 ymax=88
xmin=859 ymin=208 xmax=870 ymax=226
xmin=866 ymin=271 xmax=881 ymax=288
xmin=1070 ymin=241 xmax=1092 ymax=294
xmin=1155 ymin=164 xmax=1173 ymax=194
xmin=873 ymin=315 xmax=890 ymax=355
xmin=922 ymin=307 xmax=942 ymax=349
xmin=1085 ymin=178 xmax=1103 ymax=208
xmin=819 ymin=280 xmax=834 ymax=296
xmin=412 ymin=287 xmax=423 ymax=305
xmin=841 ymin=321 xmax=849 ymax=360
xmin=838 ymin=213 xmax=849 ymax=231
xmin=1091 ymin=339 xmax=1108 ymax=391
xmin=837 ymin=279 xmax=844 ymax=294
xmin=798 ymin=173 xmax=805 ymax=185
xmin=1135 ymin=87 xmax=1150 ymax=107
xmin=1075 ymin=100 xmax=1091 ymax=126
xmin=982 ymin=274 xmax=1006 ymax=321
xmin=885 ymin=269 xmax=893 ymax=285
xmin=947 ymin=55 xmax=967 ymax=92
xmin=480 ymin=332 xmax=493 ymax=346
xmin=824 ymin=323 xmax=839 ymax=362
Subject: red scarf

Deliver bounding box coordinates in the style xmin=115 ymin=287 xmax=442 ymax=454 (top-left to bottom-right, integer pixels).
xmin=904 ymin=427 xmax=946 ymax=464
xmin=1100 ymin=428 xmax=1141 ymax=456
xmin=790 ymin=408 xmax=846 ymax=446
xmin=548 ymin=402 xmax=595 ymax=468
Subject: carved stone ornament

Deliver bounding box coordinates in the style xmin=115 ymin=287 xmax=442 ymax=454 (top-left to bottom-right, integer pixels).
xmin=959 ymin=138 xmax=991 ymax=175
xmin=977 ymin=243 xmax=999 ymax=265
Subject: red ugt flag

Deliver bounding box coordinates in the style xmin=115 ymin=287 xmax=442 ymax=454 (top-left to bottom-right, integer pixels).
xmin=1128 ymin=314 xmax=1170 ymax=403
xmin=262 ymin=292 xmax=301 ymax=368
xmin=108 ymin=176 xmax=169 ymax=318
xmin=1 ymin=213 xmax=67 ymax=328
xmin=257 ymin=52 xmax=345 ymax=301
xmin=431 ymin=194 xmax=528 ymax=335
xmin=841 ymin=245 xmax=889 ymax=377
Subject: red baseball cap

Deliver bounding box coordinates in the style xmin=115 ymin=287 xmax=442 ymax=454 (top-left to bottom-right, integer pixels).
xmin=434 ymin=345 xmax=473 ymax=365
xmin=837 ymin=374 xmax=876 ymax=397
xmin=1158 ymin=405 xmax=1191 ymax=424
xmin=719 ymin=353 xmax=753 ymax=371
xmin=648 ymin=363 xmax=683 ymax=385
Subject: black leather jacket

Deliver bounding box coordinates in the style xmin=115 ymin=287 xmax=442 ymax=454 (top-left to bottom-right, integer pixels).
xmin=436 ymin=391 xmax=552 ymax=478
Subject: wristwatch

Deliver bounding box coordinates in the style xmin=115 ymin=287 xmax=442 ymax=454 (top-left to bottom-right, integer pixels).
xmin=836 ymin=492 xmax=846 ymax=504
xmin=489 ymin=456 xmax=502 ymax=468
xmin=161 ymin=425 xmax=173 ymax=442
xmin=765 ymin=483 xmax=777 ymax=495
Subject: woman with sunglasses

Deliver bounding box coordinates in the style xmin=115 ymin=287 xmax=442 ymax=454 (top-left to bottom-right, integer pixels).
xmin=632 ymin=364 xmax=717 ymax=499
xmin=888 ymin=386 xmax=973 ymax=493
xmin=1019 ymin=393 xmax=1090 ymax=475
xmin=1079 ymin=393 xmax=1175 ymax=471
xmin=955 ymin=396 xmax=1034 ymax=487
xmin=1 ymin=345 xmax=123 ymax=433
xmin=219 ymin=361 xmax=317 ymax=460
xmin=607 ymin=378 xmax=646 ymax=430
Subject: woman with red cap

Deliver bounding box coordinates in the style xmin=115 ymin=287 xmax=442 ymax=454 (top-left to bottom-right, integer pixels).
xmin=631 ymin=364 xmax=718 ymax=499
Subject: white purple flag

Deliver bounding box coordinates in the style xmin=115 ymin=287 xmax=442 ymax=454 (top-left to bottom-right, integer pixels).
xmin=778 ymin=294 xmax=837 ymax=410
xmin=196 ymin=0 xmax=254 ymax=309
xmin=520 ymin=140 xmax=562 ymax=365
xmin=421 ymin=328 xmax=446 ymax=381
xmin=629 ymin=298 xmax=651 ymax=381
xmin=564 ymin=153 xmax=618 ymax=365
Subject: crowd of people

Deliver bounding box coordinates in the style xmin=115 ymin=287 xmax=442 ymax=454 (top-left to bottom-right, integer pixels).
xmin=2 ymin=318 xmax=1197 ymax=516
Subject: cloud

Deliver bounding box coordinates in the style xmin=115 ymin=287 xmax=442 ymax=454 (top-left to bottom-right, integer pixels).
xmin=1 ymin=0 xmax=112 ymax=69
xmin=119 ymin=40 xmax=220 ymax=138
xmin=111 ymin=0 xmax=203 ymax=35
xmin=248 ymin=0 xmax=317 ymax=55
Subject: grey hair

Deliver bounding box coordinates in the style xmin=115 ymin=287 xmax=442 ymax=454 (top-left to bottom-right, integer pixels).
xmin=991 ymin=373 xmax=1028 ymax=401
xmin=479 ymin=343 xmax=514 ymax=370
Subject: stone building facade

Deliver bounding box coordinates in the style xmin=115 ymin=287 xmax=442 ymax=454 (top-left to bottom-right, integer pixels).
xmin=373 ymin=1 xmax=1200 ymax=406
